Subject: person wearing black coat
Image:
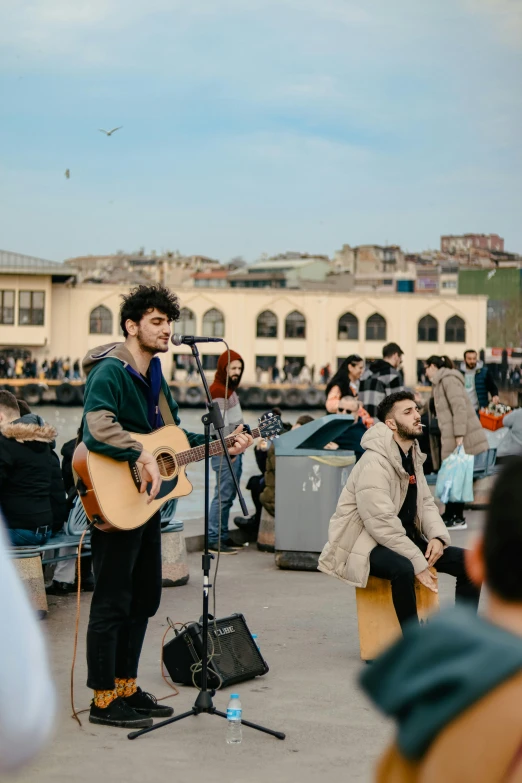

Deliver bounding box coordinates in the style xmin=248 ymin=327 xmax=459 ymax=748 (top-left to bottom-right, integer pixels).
xmin=0 ymin=392 xmax=67 ymax=546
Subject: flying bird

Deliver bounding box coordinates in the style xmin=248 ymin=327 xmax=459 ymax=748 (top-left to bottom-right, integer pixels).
xmin=64 ymin=169 xmax=70 ymax=179
xmin=98 ymin=126 xmax=123 ymax=136
xmin=486 ymin=269 xmax=496 ymax=281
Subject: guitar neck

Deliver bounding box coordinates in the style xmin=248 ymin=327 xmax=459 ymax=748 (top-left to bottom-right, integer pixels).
xmin=176 ymin=427 xmax=262 ymax=467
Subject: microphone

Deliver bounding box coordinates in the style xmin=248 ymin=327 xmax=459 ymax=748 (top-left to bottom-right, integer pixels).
xmin=171 ymin=334 xmax=224 ymax=346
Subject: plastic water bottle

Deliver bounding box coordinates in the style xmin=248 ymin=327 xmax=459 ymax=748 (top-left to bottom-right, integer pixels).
xmin=226 ymin=693 xmax=242 ymax=744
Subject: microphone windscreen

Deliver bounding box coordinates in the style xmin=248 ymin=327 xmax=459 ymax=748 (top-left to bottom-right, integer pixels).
xmin=171 ymin=334 xmax=183 ymax=346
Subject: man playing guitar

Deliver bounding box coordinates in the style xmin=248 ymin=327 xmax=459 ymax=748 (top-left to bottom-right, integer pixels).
xmin=82 ymin=285 xmax=253 ymax=728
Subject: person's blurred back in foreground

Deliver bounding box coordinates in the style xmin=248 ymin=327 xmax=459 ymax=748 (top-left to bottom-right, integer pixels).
xmin=0 ymin=522 xmax=55 ymax=772
xmin=361 ymin=457 xmax=522 ymax=783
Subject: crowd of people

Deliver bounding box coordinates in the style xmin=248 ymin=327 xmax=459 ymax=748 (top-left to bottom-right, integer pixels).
xmin=0 ymin=355 xmax=82 ymax=380
xmin=1 ymin=282 xmax=522 ymax=780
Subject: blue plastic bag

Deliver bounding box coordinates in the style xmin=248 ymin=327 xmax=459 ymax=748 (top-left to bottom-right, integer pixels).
xmin=435 ymin=446 xmax=474 ymax=504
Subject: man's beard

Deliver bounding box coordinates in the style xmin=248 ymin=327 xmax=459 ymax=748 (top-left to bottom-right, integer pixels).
xmin=396 ymin=422 xmax=421 ymax=440
xmin=137 ymin=331 xmax=166 ymax=355
xmin=228 ymin=373 xmax=241 ymax=388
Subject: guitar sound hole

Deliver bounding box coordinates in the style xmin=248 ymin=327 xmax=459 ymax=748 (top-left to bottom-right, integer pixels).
xmin=156 ymin=452 xmax=178 ymax=479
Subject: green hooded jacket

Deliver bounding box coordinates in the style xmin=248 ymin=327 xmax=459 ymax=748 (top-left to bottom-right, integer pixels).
xmin=81 ymin=342 xmax=205 ymax=463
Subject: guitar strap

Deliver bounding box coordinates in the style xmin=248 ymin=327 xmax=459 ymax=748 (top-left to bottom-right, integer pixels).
xmin=159 ymin=389 xmax=176 ymax=426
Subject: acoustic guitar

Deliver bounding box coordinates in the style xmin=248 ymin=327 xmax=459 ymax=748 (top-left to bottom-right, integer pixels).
xmin=72 ymin=412 xmax=283 ymax=531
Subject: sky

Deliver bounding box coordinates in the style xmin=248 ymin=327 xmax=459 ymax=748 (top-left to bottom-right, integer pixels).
xmin=0 ymin=0 xmax=521 ymax=263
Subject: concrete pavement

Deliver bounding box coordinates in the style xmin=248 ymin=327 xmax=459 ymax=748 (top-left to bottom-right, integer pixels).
xmin=11 ymin=512 xmax=484 ymax=783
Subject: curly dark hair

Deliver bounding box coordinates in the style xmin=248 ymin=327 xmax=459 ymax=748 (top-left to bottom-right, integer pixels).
xmin=120 ymin=285 xmax=181 ymax=337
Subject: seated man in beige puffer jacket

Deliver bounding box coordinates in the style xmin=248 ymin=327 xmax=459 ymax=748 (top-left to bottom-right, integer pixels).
xmin=318 ymin=391 xmax=481 ymax=628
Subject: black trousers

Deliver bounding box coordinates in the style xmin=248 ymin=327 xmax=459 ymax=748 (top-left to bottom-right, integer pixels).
xmin=246 ymin=474 xmax=264 ymax=526
xmin=86 ymin=512 xmax=162 ymax=690
xmin=369 ymin=537 xmax=480 ymax=629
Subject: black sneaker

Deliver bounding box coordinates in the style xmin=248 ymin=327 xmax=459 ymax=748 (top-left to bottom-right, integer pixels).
xmin=209 ymin=543 xmax=238 ymax=555
xmin=123 ymin=688 xmax=174 ymax=718
xmin=89 ymin=697 xmax=153 ymax=728
xmin=80 ymin=575 xmax=95 ymax=592
xmin=46 ymin=580 xmax=76 ymax=596
xmin=445 ymin=517 xmax=468 ymax=530
xmin=224 ymin=538 xmax=244 ymax=549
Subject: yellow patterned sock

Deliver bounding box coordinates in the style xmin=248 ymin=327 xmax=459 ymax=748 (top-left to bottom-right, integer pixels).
xmin=93 ymin=689 xmax=117 ymax=709
xmin=115 ymin=677 xmax=138 ymax=698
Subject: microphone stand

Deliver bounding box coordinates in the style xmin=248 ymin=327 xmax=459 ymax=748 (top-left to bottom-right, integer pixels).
xmin=128 ymin=342 xmax=285 ymax=742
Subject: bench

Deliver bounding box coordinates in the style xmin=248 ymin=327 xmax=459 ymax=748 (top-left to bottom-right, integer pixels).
xmin=355 ymin=570 xmax=439 ymax=661
xmin=9 ymin=498 xmax=188 ymax=616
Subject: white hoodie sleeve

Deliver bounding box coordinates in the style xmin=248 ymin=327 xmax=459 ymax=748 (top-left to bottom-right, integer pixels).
xmin=0 ymin=523 xmax=56 ymax=773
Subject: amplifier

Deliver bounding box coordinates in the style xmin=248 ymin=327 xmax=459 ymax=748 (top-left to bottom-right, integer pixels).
xmin=163 ymin=613 xmax=269 ymax=689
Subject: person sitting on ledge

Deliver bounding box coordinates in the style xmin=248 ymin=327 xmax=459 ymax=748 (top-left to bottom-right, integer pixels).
xmin=318 ymin=391 xmax=481 ymax=628
xmin=361 ymin=458 xmax=522 ymax=782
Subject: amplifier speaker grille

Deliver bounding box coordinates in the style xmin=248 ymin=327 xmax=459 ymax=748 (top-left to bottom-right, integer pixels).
xmin=163 ymin=613 xmax=269 ymax=689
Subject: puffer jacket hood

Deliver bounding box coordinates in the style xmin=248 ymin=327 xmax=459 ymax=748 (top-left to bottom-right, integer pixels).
xmin=360 ymin=422 xmax=427 ymax=473
xmin=360 ymin=606 xmax=522 ymax=762
xmin=0 ymin=416 xmax=57 ymax=444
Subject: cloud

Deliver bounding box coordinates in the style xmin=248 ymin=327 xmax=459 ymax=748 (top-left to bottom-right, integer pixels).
xmin=463 ymin=0 xmax=522 ymax=45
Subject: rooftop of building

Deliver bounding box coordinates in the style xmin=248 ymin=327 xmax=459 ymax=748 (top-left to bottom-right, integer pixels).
xmin=0 ymin=249 xmax=74 ymax=280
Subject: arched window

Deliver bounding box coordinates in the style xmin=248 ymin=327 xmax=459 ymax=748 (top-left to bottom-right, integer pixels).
xmin=445 ymin=315 xmax=466 ymax=343
xmin=178 ymin=307 xmax=196 ymax=334
xmin=202 ymin=308 xmax=225 ymax=338
xmin=365 ymin=313 xmax=387 ymax=341
xmin=285 ymin=310 xmax=306 ymax=339
xmin=256 ymin=310 xmax=278 ymax=338
xmin=338 ymin=312 xmax=359 ymax=340
xmin=418 ymin=315 xmax=439 ymax=342
xmin=89 ymin=305 xmax=113 ymax=335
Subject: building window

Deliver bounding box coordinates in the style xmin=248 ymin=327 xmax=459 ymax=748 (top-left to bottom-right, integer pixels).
xmin=285 ymin=311 xmax=306 ymax=339
xmin=202 ymin=308 xmax=225 ymax=337
xmin=0 ymin=291 xmax=15 ymax=325
xmin=445 ymin=315 xmax=466 ymax=343
xmin=89 ymin=305 xmax=113 ymax=335
xmin=442 ymin=280 xmax=457 ymax=289
xmin=256 ymin=310 xmax=278 ymax=338
xmin=256 ymin=355 xmax=277 ymax=370
xmin=18 ymin=291 xmax=45 ymax=326
xmin=365 ymin=313 xmax=387 ymax=341
xmin=202 ymin=354 xmax=219 ymax=371
xmin=178 ymin=307 xmax=196 ymax=334
xmin=418 ymin=315 xmax=439 ymax=342
xmin=338 ymin=312 xmax=359 ymax=340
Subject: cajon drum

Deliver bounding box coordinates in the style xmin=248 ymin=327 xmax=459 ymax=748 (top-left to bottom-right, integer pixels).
xmin=355 ymin=569 xmax=439 ymax=661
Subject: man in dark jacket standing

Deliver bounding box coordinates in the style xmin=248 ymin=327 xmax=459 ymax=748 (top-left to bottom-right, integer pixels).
xmin=0 ymin=391 xmax=67 ymax=546
xmin=80 ymin=285 xmax=252 ymax=729
xmin=461 ymin=349 xmax=499 ymax=412
xmin=359 ymin=342 xmax=406 ymax=419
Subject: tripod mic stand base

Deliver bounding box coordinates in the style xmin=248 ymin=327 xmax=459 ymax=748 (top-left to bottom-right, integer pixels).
xmin=127 ymin=691 xmax=286 ymax=741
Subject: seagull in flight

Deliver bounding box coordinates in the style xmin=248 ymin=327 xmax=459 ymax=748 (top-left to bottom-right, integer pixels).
xmin=98 ymin=126 xmax=123 ymax=136
xmin=64 ymin=169 xmax=70 ymax=179
xmin=486 ymin=269 xmax=497 ymax=281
